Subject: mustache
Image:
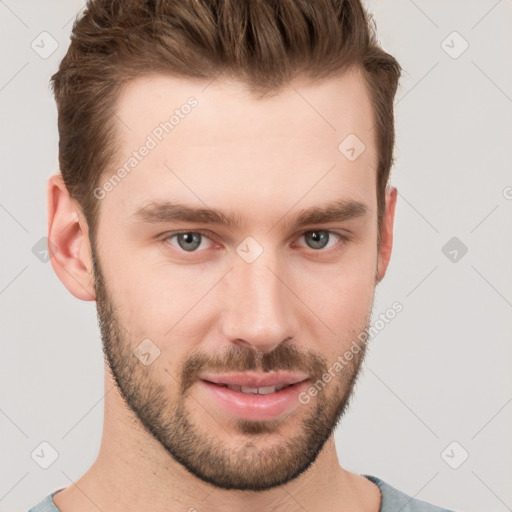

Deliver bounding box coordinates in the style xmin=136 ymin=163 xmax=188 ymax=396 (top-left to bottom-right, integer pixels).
xmin=179 ymin=343 xmax=329 ymax=394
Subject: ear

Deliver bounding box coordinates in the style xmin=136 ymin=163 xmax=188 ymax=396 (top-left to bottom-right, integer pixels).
xmin=47 ymin=173 xmax=96 ymax=301
xmin=376 ymin=186 xmax=397 ymax=283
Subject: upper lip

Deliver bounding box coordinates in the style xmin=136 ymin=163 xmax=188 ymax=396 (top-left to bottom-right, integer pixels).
xmin=200 ymin=371 xmax=309 ymax=388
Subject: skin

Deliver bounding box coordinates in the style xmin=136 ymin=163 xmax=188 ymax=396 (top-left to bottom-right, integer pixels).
xmin=47 ymin=68 xmax=397 ymax=512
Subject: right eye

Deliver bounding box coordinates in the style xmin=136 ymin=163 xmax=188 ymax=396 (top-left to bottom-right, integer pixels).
xmin=162 ymin=231 xmax=215 ymax=252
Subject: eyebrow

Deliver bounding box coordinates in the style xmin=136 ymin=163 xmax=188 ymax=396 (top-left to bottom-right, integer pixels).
xmin=131 ymin=199 xmax=368 ymax=230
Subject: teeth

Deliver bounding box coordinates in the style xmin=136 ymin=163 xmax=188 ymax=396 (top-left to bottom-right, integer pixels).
xmin=224 ymin=384 xmax=288 ymax=394
xmin=257 ymin=386 xmax=277 ymax=395
xmin=241 ymin=386 xmax=260 ymax=394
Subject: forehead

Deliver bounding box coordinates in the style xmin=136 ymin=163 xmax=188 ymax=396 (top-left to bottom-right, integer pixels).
xmin=101 ymin=70 xmax=378 ymax=226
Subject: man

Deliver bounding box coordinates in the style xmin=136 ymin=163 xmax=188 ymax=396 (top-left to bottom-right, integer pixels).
xmin=29 ymin=0 xmax=453 ymax=511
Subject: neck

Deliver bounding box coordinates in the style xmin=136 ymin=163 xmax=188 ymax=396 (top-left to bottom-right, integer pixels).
xmin=54 ymin=372 xmax=381 ymax=512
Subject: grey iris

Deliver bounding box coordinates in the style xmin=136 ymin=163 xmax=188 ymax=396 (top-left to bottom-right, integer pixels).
xmin=305 ymin=231 xmax=330 ymax=250
xmin=177 ymin=232 xmax=202 ymax=251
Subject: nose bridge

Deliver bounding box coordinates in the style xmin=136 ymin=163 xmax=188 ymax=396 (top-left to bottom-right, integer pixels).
xmin=221 ymin=250 xmax=294 ymax=352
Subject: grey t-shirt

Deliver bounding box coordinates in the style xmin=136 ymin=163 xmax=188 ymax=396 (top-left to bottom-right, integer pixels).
xmin=27 ymin=474 xmax=454 ymax=511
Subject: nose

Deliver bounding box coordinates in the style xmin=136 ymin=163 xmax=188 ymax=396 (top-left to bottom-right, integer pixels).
xmin=221 ymin=255 xmax=297 ymax=354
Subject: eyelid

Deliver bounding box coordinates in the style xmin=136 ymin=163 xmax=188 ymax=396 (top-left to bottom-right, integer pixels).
xmin=297 ymin=228 xmax=349 ymax=239
xmin=160 ymin=228 xmax=351 ymax=253
xmin=160 ymin=229 xmax=218 ymax=251
xmin=293 ymin=229 xmax=350 ymax=250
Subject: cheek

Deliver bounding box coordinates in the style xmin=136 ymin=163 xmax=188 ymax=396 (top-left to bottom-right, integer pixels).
xmin=101 ymin=263 xmax=209 ymax=383
xmin=292 ymin=240 xmax=377 ymax=347
xmin=104 ymin=253 xmax=221 ymax=344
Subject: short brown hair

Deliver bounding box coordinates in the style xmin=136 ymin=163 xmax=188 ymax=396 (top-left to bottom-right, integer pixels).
xmin=51 ymin=0 xmax=400 ymax=244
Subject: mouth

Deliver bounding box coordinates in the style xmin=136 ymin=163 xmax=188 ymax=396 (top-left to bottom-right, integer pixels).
xmin=197 ymin=372 xmax=310 ymax=421
xmin=203 ymin=382 xmax=298 ymax=395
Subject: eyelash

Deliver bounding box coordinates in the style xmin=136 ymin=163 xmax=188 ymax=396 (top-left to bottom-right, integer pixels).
xmin=160 ymin=229 xmax=351 ymax=256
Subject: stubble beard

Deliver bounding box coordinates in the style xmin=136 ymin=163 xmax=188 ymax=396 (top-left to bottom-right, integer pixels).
xmin=91 ymin=243 xmax=371 ymax=491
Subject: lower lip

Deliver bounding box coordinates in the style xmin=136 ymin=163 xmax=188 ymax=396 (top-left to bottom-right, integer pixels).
xmin=198 ymin=379 xmax=310 ymax=421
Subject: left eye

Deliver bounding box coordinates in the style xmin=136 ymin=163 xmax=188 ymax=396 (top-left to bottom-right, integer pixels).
xmin=299 ymin=230 xmax=341 ymax=250
xmin=165 ymin=231 xmax=213 ymax=252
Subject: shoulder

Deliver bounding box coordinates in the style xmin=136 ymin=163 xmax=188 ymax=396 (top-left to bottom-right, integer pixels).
xmin=364 ymin=475 xmax=455 ymax=512
xmin=27 ymin=488 xmax=63 ymax=512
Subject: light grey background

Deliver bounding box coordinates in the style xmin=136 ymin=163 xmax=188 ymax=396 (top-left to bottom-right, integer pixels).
xmin=1 ymin=1 xmax=511 ymax=511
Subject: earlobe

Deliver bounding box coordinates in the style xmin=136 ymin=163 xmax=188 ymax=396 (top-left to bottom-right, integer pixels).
xmin=376 ymin=186 xmax=397 ymax=283
xmin=47 ymin=173 xmax=96 ymax=301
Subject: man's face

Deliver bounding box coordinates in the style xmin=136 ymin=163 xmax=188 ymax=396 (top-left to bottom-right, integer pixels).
xmin=91 ymin=70 xmax=383 ymax=490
